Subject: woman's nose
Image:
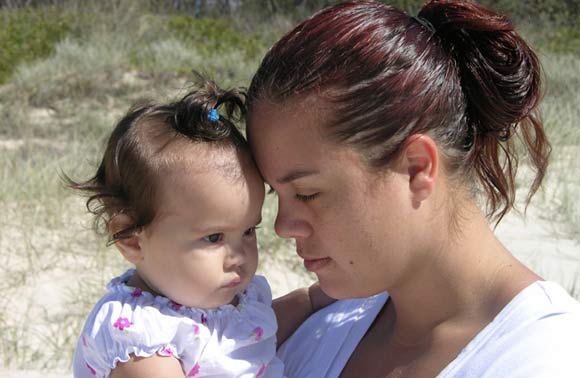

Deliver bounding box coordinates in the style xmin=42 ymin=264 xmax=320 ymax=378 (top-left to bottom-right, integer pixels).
xmin=274 ymin=199 xmax=313 ymax=239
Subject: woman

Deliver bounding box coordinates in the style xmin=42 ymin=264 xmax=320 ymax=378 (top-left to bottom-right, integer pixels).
xmin=247 ymin=1 xmax=580 ymax=377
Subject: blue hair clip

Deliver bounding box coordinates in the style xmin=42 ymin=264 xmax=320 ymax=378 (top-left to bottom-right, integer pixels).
xmin=208 ymin=108 xmax=220 ymax=123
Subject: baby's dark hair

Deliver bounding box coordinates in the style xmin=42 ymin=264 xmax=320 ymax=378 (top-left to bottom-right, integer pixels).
xmin=67 ymin=78 xmax=247 ymax=243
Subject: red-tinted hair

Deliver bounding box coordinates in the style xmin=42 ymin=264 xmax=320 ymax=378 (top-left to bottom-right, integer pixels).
xmin=247 ymin=0 xmax=550 ymax=223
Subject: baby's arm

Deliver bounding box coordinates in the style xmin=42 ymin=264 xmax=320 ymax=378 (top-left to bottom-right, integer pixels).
xmin=272 ymin=282 xmax=336 ymax=346
xmin=109 ymin=354 xmax=185 ymax=378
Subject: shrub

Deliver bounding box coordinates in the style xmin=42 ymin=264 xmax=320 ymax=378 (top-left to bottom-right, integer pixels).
xmin=166 ymin=15 xmax=266 ymax=60
xmin=543 ymin=26 xmax=580 ymax=54
xmin=0 ymin=7 xmax=71 ymax=84
xmin=10 ymin=36 xmax=131 ymax=108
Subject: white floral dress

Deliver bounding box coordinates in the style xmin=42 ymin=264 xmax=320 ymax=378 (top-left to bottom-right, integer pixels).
xmin=73 ymin=269 xmax=284 ymax=378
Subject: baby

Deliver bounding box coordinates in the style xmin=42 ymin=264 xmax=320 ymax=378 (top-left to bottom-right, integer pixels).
xmin=70 ymin=79 xmax=327 ymax=377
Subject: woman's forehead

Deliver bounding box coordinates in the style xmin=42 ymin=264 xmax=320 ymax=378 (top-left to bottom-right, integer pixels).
xmin=249 ymin=105 xmax=366 ymax=180
xmin=249 ymin=101 xmax=324 ymax=155
xmin=248 ymin=94 xmax=336 ymax=138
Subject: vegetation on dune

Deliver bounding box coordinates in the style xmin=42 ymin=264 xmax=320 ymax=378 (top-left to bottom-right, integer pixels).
xmin=0 ymin=7 xmax=71 ymax=84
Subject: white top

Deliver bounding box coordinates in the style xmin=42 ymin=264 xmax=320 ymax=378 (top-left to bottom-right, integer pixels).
xmin=278 ymin=281 xmax=580 ymax=378
xmin=73 ymin=269 xmax=284 ymax=378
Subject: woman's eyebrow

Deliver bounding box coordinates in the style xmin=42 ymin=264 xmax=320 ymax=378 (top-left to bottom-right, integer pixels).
xmin=277 ymin=169 xmax=320 ymax=184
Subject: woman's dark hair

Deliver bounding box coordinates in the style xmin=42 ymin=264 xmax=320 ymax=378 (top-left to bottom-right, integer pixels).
xmin=66 ymin=77 xmax=247 ymax=243
xmin=247 ymin=0 xmax=550 ymax=223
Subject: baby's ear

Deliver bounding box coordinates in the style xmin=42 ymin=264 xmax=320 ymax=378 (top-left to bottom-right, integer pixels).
xmin=109 ymin=214 xmax=143 ymax=264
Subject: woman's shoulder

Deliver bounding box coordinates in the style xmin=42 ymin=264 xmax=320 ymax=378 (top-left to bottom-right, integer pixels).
xmin=493 ymin=280 xmax=580 ymax=334
xmin=439 ymin=281 xmax=580 ymax=377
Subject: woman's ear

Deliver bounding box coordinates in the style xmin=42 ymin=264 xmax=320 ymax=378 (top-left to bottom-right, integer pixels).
xmin=401 ymin=134 xmax=438 ymax=204
xmin=109 ymin=213 xmax=143 ymax=264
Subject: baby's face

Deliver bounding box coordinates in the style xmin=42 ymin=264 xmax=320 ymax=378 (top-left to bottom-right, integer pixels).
xmin=135 ymin=148 xmax=264 ymax=309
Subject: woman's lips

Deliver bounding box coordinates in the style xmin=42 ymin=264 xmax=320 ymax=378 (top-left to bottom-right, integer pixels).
xmin=303 ymin=257 xmax=331 ymax=272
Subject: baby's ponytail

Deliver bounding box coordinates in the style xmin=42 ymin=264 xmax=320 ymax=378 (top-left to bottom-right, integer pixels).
xmin=172 ymin=74 xmax=246 ymax=145
xmin=419 ymin=0 xmax=550 ymax=222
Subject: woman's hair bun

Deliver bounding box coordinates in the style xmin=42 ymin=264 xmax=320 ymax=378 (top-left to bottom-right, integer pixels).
xmin=419 ymin=0 xmax=541 ymax=136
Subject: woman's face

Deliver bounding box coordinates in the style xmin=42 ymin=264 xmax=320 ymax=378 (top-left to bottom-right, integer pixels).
xmin=249 ymin=96 xmax=418 ymax=299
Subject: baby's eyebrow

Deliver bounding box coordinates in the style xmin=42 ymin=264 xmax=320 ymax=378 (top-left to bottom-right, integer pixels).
xmin=277 ymin=169 xmax=320 ymax=184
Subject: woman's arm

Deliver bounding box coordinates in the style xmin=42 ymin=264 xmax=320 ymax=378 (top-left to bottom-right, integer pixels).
xmin=273 ymin=282 xmax=336 ymax=346
xmin=109 ymin=354 xmax=185 ymax=378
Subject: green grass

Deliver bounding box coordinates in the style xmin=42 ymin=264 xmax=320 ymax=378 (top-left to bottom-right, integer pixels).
xmin=0 ymin=7 xmax=71 ymax=84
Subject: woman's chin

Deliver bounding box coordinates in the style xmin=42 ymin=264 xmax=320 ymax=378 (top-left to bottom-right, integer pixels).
xmin=318 ymin=280 xmax=354 ymax=300
xmin=319 ymin=279 xmax=383 ymax=300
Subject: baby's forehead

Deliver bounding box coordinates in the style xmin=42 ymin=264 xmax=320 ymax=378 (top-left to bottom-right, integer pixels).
xmin=161 ymin=144 xmax=258 ymax=183
xmin=152 ymin=146 xmax=264 ymax=221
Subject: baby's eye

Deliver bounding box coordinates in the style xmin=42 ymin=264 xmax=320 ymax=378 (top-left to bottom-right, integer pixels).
xmin=203 ymin=233 xmax=223 ymax=243
xmin=296 ymin=192 xmax=320 ymax=202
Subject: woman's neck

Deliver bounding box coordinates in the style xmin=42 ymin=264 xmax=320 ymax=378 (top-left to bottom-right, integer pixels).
xmin=385 ymin=203 xmax=540 ymax=347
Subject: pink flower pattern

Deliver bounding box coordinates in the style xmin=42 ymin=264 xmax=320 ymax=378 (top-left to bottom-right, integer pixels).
xmin=86 ymin=362 xmax=96 ymax=375
xmin=193 ymin=324 xmax=200 ymax=336
xmin=256 ymin=363 xmax=266 ymax=378
xmin=188 ymin=363 xmax=201 ymax=377
xmin=171 ymin=301 xmax=183 ymax=311
xmin=131 ymin=287 xmax=142 ymax=297
xmin=113 ymin=317 xmax=132 ymax=331
xmin=158 ymin=346 xmax=174 ymax=356
xmin=253 ymin=326 xmax=264 ymax=342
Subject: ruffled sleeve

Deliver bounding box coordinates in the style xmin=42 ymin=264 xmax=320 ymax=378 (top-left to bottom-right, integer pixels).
xmin=73 ymin=272 xmax=284 ymax=378
xmin=75 ymin=280 xmax=211 ymax=377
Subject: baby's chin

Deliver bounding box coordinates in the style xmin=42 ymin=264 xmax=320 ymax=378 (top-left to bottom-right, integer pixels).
xmin=167 ymin=291 xmax=237 ymax=310
xmin=203 ymin=289 xmax=245 ymax=309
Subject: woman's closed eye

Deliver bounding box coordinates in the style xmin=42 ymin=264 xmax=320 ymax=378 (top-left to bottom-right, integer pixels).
xmin=203 ymin=233 xmax=224 ymax=243
xmin=296 ymin=192 xmax=320 ymax=202
xmin=268 ymin=183 xmax=320 ymax=201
